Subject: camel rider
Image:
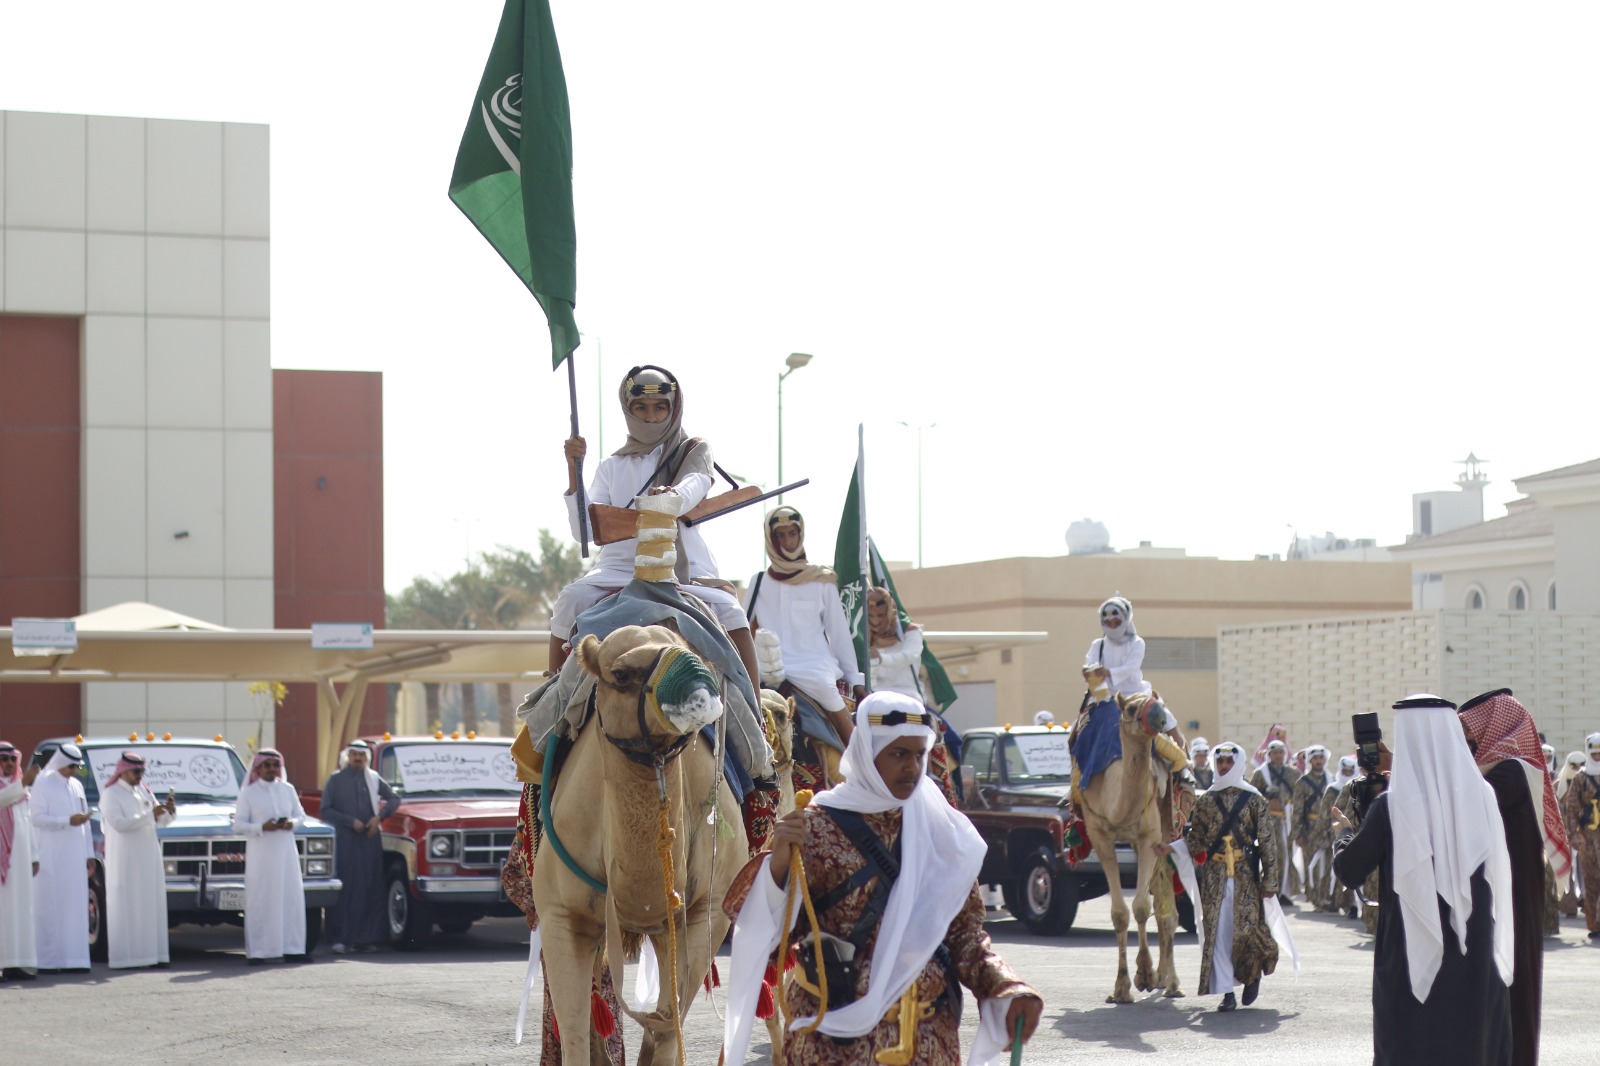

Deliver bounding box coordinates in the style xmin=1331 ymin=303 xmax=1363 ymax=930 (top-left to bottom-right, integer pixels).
xmin=745 ymin=507 xmax=864 ymax=752
xmin=721 ymin=692 xmax=1043 ymax=1064
xmin=552 ymin=365 xmax=762 ymax=686
xmin=1084 ymin=596 xmax=1149 ymax=699
xmin=868 ymin=585 xmax=962 ymax=804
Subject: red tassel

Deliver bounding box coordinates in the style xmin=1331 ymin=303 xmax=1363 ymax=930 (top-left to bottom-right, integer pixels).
xmin=763 ymin=962 xmax=779 ymax=986
xmin=704 ymin=973 xmax=713 ymax=994
xmin=591 ymin=989 xmax=616 ymax=1039
xmin=711 ymin=961 xmax=721 ymax=988
xmin=783 ymin=947 xmax=797 ymax=972
xmin=756 ymin=980 xmax=776 ymax=1020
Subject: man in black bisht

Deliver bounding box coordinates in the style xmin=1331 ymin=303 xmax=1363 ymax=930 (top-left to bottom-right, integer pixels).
xmin=1331 ymin=695 xmax=1515 ymax=1066
xmin=320 ymin=740 xmax=401 ymax=953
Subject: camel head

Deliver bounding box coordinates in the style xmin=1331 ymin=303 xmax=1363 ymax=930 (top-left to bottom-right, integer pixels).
xmin=1115 ymin=691 xmax=1169 ymax=739
xmin=1082 ymin=664 xmax=1112 ymax=704
xmin=761 ymin=689 xmax=796 ymax=770
xmin=574 ymin=624 xmax=725 ymax=744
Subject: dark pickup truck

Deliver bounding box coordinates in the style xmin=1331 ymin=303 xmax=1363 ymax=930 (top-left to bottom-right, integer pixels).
xmin=958 ymin=725 xmax=1140 ymax=934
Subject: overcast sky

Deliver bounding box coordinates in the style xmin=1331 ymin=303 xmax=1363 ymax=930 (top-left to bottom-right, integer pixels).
xmin=4 ymin=2 xmax=1597 ymax=593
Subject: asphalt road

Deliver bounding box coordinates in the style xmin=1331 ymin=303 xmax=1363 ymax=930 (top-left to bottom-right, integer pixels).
xmin=6 ymin=896 xmax=1596 ymax=1065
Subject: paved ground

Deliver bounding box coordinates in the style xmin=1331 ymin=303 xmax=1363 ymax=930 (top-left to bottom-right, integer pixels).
xmin=6 ymin=895 xmax=1596 ymax=1065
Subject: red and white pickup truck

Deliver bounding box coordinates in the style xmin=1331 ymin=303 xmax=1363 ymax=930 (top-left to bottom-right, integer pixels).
xmin=301 ymin=734 xmax=522 ymax=950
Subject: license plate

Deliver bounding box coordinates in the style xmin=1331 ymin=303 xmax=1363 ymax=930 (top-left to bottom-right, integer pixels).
xmin=218 ymin=888 xmax=245 ymax=911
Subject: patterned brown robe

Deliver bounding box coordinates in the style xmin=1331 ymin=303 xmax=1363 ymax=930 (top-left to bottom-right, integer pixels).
xmin=1185 ymin=787 xmax=1282 ymax=995
xmin=725 ymin=806 xmax=1036 ymax=1065
xmin=1250 ymin=762 xmax=1300 ymax=896
xmin=1560 ymin=770 xmax=1600 ymax=933
xmin=1292 ymin=770 xmax=1336 ymax=910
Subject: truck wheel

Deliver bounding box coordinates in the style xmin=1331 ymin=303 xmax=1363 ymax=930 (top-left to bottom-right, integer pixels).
xmin=89 ymin=870 xmax=109 ymax=963
xmin=1014 ymin=848 xmax=1078 ymax=935
xmin=304 ymin=907 xmax=324 ymax=953
xmin=386 ymin=864 xmax=433 ymax=952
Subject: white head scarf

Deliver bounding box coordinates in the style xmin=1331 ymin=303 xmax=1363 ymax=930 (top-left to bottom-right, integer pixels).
xmin=1189 ymin=736 xmax=1210 ymax=755
xmin=340 ymin=740 xmax=383 ymax=820
xmin=1542 ymin=744 xmax=1556 ymax=774
xmin=1387 ymin=695 xmax=1514 ymax=1003
xmin=1330 ymin=755 xmax=1358 ymax=793
xmin=44 ymin=743 xmax=83 ymax=774
xmin=1099 ymin=596 xmax=1136 ymax=646
xmin=804 ymin=692 xmax=985 ymax=1034
xmin=1034 ymin=710 xmax=1055 ymax=727
xmin=1585 ymin=733 xmax=1600 ymax=778
xmin=1305 ymin=745 xmax=1331 ymax=775
xmin=1203 ymin=742 xmax=1261 ymax=796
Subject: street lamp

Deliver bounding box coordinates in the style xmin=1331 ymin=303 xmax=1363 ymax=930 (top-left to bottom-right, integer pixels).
xmin=777 ymin=352 xmax=813 ymax=505
xmin=897 ymin=421 xmax=938 ymax=568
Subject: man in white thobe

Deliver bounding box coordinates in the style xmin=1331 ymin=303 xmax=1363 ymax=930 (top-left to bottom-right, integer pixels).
xmin=100 ymin=751 xmax=175 ymax=969
xmin=0 ymin=741 xmax=41 ymax=981
xmin=1083 ymin=596 xmax=1151 ymax=699
xmin=32 ymin=744 xmax=94 ymax=973
xmin=744 ymin=507 xmax=864 ymax=745
xmin=234 ymin=749 xmax=309 ymax=963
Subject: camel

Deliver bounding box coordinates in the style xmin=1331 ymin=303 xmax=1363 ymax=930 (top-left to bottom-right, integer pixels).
xmin=1073 ymin=666 xmax=1185 ymax=1004
xmin=533 ymin=624 xmax=750 ymax=1065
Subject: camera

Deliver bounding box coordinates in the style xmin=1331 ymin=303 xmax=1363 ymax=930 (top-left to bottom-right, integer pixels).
xmin=1350 ymin=712 xmax=1388 ymax=822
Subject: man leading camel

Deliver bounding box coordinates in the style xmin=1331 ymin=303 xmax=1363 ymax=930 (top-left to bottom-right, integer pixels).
xmin=722 ymin=692 xmax=1043 ymax=1064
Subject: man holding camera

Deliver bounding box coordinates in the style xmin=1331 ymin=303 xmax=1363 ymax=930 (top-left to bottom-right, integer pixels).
xmin=1181 ymin=741 xmax=1283 ymax=1012
xmin=233 ymin=749 xmax=310 ymax=964
xmin=1332 ymin=695 xmax=1515 ymax=1066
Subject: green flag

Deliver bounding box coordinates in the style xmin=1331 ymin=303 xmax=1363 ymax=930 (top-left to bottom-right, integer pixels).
xmin=833 ymin=462 xmax=960 ymax=711
xmin=449 ymin=0 xmax=579 ymax=368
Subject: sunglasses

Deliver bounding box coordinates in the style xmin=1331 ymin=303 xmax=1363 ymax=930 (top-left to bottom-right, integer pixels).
xmin=0 ymin=754 xmax=18 ymax=762
xmin=260 ymin=761 xmax=282 ymax=768
xmin=127 ymin=768 xmax=146 ymax=776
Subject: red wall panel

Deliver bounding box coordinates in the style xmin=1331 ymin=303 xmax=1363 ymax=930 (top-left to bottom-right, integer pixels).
xmin=273 ymin=369 xmax=385 ymax=775
xmin=0 ymin=315 xmax=83 ymax=756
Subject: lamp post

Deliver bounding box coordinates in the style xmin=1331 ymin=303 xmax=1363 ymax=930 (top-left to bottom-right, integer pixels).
xmin=897 ymin=420 xmax=938 ymax=568
xmin=777 ymin=352 xmax=813 ymax=504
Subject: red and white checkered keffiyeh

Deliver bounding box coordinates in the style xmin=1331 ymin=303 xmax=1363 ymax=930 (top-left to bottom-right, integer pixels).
xmin=1458 ymin=689 xmax=1572 ymax=883
xmin=0 ymin=740 xmax=24 ymax=885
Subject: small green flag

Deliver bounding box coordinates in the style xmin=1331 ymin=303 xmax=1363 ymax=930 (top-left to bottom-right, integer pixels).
xmin=449 ymin=0 xmax=580 ymax=368
xmin=833 ymin=462 xmax=959 ymax=711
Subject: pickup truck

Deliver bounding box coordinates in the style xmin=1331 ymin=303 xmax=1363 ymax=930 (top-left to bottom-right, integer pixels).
xmin=301 ymin=734 xmax=522 ymax=951
xmin=958 ymin=724 xmax=1142 ymax=935
xmin=30 ymin=736 xmax=341 ymax=959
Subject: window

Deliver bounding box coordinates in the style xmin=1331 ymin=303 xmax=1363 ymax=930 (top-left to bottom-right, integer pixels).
xmin=963 ymin=735 xmax=997 ymax=786
xmin=1508 ymin=582 xmax=1529 ymax=611
xmin=1465 ymin=585 xmax=1485 ymax=610
xmin=1548 ymin=582 xmax=1557 ymax=610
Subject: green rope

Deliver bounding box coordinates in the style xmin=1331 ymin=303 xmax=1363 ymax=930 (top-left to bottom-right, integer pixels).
xmin=539 ymin=731 xmax=607 ymax=894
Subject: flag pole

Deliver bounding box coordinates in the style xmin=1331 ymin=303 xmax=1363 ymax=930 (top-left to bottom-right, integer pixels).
xmin=857 ymin=423 xmax=871 ymax=692
xmin=568 ymin=353 xmax=590 ymax=557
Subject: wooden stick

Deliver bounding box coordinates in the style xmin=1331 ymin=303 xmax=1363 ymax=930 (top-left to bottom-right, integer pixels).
xmin=567 ymin=355 xmax=590 ymax=557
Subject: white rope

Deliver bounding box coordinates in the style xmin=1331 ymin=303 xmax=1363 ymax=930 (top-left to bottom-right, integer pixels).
xmin=513 ymin=926 xmax=543 ymax=1045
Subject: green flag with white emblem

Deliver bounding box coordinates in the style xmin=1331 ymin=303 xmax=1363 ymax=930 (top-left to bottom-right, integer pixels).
xmin=449 ymin=0 xmax=579 ymax=368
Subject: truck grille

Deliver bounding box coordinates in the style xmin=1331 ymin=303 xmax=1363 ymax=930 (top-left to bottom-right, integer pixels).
xmin=462 ymin=830 xmax=515 ymax=869
xmin=163 ymin=838 xmax=248 ymax=877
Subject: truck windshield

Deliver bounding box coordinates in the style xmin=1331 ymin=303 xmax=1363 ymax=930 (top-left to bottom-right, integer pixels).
xmin=383 ymin=743 xmax=520 ymax=796
xmin=81 ymin=745 xmax=246 ymax=804
xmin=1004 ymin=734 xmax=1073 ymax=783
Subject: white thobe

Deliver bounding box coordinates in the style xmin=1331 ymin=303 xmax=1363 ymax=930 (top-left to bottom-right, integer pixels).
xmin=1084 ymin=634 xmax=1151 ymax=698
xmin=0 ymin=778 xmax=39 ymax=969
xmin=744 ymin=575 xmax=864 ymax=711
xmin=870 ymin=628 xmax=926 ymax=702
xmin=101 ymin=779 xmax=173 ymax=968
xmin=31 ymin=771 xmax=93 ymax=969
xmin=564 ymin=449 xmax=717 ymax=582
xmin=233 ymin=779 xmax=307 ymax=959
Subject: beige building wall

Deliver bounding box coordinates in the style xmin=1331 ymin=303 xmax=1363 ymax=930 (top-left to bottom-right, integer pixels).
xmin=890 ymin=555 xmax=1414 ymax=743
xmin=1220 ymin=610 xmax=1600 ymax=755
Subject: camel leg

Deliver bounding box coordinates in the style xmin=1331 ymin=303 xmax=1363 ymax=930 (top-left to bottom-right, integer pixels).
xmin=1086 ymin=822 xmax=1132 ymax=1004
xmin=1150 ymin=859 xmax=1183 ymax=997
xmin=540 ymin=905 xmax=604 ymax=1065
xmin=1132 ymin=845 xmax=1155 ymax=993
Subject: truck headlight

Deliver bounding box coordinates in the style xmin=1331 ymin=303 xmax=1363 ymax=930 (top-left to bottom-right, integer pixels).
xmin=164 ymin=860 xmax=179 ymax=877
xmin=306 ymin=859 xmax=331 ymax=877
xmin=429 ymin=834 xmax=457 ymax=859
xmin=306 ymin=837 xmax=332 ymax=855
